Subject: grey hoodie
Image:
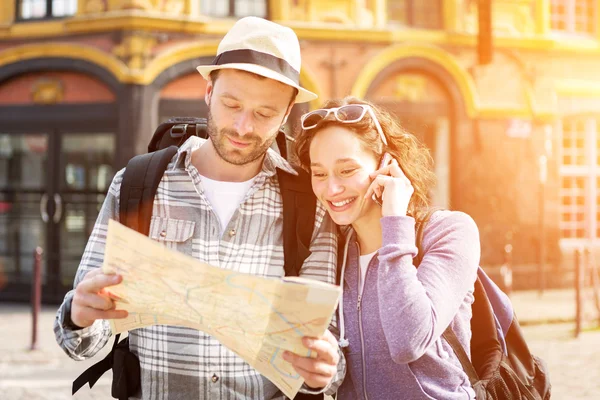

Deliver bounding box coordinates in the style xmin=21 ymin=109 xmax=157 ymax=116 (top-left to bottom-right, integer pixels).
xmin=336 ymin=211 xmax=479 ymax=399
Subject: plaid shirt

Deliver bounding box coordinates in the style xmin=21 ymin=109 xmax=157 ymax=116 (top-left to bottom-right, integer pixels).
xmin=54 ymin=136 xmax=344 ymax=400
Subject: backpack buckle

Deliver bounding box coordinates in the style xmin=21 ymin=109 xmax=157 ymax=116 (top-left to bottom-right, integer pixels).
xmin=170 ymin=124 xmax=188 ymax=138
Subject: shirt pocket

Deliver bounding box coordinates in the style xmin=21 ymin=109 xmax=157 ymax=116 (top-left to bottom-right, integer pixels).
xmin=149 ymin=217 xmax=195 ymax=254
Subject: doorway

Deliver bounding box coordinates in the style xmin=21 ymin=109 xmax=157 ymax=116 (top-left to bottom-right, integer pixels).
xmin=0 ymin=126 xmax=115 ymax=303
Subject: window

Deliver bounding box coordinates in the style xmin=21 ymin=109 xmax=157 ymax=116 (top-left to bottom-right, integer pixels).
xmin=388 ymin=0 xmax=442 ymax=30
xmin=201 ymin=0 xmax=267 ymax=18
xmin=551 ymin=0 xmax=596 ymax=35
xmin=559 ymin=117 xmax=600 ymax=241
xmin=16 ymin=0 xmax=77 ymax=20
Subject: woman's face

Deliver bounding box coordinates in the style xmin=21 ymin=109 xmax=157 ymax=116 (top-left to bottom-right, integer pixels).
xmin=309 ymin=125 xmax=380 ymax=226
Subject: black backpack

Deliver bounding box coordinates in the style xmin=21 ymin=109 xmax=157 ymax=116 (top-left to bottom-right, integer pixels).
xmin=72 ymin=117 xmax=323 ymax=400
xmin=415 ymin=210 xmax=551 ymax=400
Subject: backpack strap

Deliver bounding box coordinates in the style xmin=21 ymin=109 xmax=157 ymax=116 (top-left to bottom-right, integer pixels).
xmin=442 ymin=326 xmax=480 ymax=386
xmin=148 ymin=117 xmax=208 ymax=152
xmin=119 ymin=146 xmax=179 ymax=235
xmin=72 ymin=333 xmax=122 ymax=394
xmin=277 ymin=167 xmax=316 ymax=277
xmin=275 ymin=130 xmax=289 ymax=159
xmin=443 ymin=285 xmax=538 ymax=400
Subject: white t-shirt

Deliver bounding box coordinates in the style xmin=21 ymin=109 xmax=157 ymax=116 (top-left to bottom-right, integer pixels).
xmin=359 ymin=251 xmax=377 ymax=295
xmin=199 ymin=174 xmax=255 ymax=235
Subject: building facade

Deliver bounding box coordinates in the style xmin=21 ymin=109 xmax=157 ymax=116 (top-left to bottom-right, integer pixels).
xmin=1 ymin=0 xmax=599 ymax=302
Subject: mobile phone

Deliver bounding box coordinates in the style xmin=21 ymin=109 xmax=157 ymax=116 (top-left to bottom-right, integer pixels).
xmin=372 ymin=152 xmax=392 ymax=206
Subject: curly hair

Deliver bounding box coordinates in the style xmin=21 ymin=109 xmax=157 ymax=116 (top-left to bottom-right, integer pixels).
xmin=293 ymin=96 xmax=437 ymax=220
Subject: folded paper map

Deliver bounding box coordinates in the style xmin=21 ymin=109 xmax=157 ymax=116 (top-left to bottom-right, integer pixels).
xmin=102 ymin=219 xmax=341 ymax=399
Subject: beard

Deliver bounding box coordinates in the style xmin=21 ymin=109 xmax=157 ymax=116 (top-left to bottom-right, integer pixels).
xmin=206 ymin=110 xmax=278 ymax=166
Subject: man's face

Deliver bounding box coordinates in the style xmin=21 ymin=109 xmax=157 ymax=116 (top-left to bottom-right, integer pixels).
xmin=205 ymin=69 xmax=295 ymax=166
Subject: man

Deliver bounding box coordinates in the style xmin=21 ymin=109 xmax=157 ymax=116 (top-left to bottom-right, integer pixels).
xmin=54 ymin=17 xmax=344 ymax=399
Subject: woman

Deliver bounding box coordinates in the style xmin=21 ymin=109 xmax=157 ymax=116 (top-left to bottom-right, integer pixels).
xmin=294 ymin=97 xmax=480 ymax=399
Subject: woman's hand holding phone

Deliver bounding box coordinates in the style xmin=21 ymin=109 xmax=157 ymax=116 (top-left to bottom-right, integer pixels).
xmin=365 ymin=154 xmax=414 ymax=217
xmin=370 ymin=153 xmax=392 ymax=206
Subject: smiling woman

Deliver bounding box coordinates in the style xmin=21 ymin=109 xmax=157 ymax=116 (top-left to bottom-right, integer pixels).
xmin=294 ymin=97 xmax=436 ymax=223
xmin=293 ymin=96 xmax=481 ymax=400
xmin=308 ymin=125 xmax=380 ymax=227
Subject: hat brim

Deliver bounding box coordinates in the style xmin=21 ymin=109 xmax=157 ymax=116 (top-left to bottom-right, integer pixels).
xmin=196 ymin=63 xmax=317 ymax=104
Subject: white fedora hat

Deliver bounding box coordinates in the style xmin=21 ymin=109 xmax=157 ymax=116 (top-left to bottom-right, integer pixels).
xmin=196 ymin=17 xmax=317 ymax=104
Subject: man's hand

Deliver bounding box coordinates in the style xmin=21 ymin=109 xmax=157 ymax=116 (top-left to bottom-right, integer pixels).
xmin=282 ymin=329 xmax=340 ymax=390
xmin=71 ymin=268 xmax=128 ymax=328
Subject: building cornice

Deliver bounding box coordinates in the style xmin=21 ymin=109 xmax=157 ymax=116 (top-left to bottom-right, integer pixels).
xmin=0 ymin=13 xmax=598 ymax=56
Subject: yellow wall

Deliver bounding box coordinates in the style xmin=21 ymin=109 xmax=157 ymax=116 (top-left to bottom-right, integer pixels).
xmin=1 ymin=0 xmax=599 ymax=121
xmin=0 ymin=1 xmax=15 ymax=25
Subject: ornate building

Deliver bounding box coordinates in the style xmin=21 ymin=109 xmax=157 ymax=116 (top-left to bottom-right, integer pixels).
xmin=1 ymin=0 xmax=599 ymax=301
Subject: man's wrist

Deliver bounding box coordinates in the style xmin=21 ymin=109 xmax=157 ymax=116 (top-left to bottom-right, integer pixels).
xmin=300 ymin=382 xmax=327 ymax=395
xmin=62 ymin=296 xmax=84 ymax=331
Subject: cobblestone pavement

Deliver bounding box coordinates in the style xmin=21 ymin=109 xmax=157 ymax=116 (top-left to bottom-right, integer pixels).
xmin=1 ymin=289 xmax=599 ymax=399
xmin=0 ymin=304 xmax=112 ymax=400
xmin=524 ymin=323 xmax=600 ymax=400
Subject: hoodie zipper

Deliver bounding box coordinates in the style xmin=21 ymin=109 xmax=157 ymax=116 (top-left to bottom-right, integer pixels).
xmin=358 ymin=286 xmax=370 ymax=400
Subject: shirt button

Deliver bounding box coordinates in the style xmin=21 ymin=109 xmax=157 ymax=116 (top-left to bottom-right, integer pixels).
xmin=159 ymin=230 xmax=167 ymax=238
xmin=211 ymin=373 xmax=219 ymax=383
xmin=228 ymin=228 xmax=236 ymax=237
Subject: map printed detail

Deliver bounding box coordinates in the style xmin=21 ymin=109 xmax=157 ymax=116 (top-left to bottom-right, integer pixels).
xmin=102 ymin=219 xmax=341 ymax=399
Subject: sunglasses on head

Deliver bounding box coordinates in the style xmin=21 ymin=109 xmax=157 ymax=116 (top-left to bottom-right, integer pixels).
xmin=300 ymin=104 xmax=388 ymax=146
